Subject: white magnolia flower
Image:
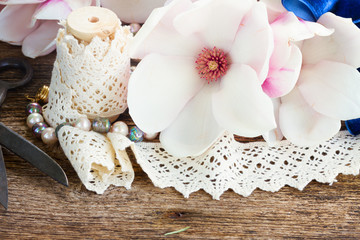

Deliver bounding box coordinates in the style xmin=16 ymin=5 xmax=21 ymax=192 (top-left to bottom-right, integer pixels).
xmin=0 ymin=0 xmax=93 ymax=58
xmin=128 ymin=0 xmax=277 ymax=157
xmin=278 ymin=13 xmax=360 ymax=146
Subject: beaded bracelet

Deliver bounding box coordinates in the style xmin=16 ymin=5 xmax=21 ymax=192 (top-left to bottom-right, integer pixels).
xmin=25 ymin=86 xmax=157 ymax=145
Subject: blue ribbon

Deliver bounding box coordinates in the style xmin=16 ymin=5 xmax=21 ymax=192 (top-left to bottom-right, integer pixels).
xmin=282 ymin=0 xmax=360 ymax=135
xmin=282 ymin=0 xmax=360 ymax=27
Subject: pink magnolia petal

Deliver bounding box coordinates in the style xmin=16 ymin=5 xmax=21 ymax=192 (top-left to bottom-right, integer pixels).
xmin=279 ymin=87 xmax=341 ymax=146
xmin=230 ymin=2 xmax=273 ymax=82
xmin=212 ymin=64 xmax=276 ymax=137
xmin=0 ymin=0 xmax=45 ymax=4
xmin=0 ymin=4 xmax=39 ymax=44
xmin=269 ymin=12 xmax=318 ymax=70
xmin=22 ymin=20 xmax=59 ymax=58
xmin=262 ymin=45 xmax=302 ymax=98
xmin=302 ymin=13 xmax=360 ymax=68
xmin=160 ymin=85 xmax=224 ymax=158
xmin=173 ymin=0 xmax=253 ymax=52
xmin=271 ymin=12 xmax=314 ymax=42
xmin=262 ymin=98 xmax=284 ymax=145
xmin=130 ymin=0 xmax=201 ymax=59
xmin=298 ymin=61 xmax=360 ymax=120
xmin=128 ymin=53 xmax=205 ymax=133
xmin=33 ymin=0 xmax=71 ymax=21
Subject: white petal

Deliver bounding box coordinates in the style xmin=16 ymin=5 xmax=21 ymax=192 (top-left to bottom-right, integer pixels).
xmin=0 ymin=4 xmax=39 ymax=44
xmin=268 ymin=12 xmax=329 ymax=71
xmin=64 ymin=0 xmax=91 ymax=10
xmin=173 ymin=0 xmax=253 ymax=52
xmin=279 ymin=87 xmax=341 ymax=146
xmin=130 ymin=0 xmax=201 ymax=59
xmin=230 ymin=2 xmax=273 ymax=82
xmin=33 ymin=0 xmax=71 ymax=21
xmin=271 ymin=12 xmax=314 ymax=42
xmin=212 ymin=64 xmax=276 ymax=137
xmin=303 ymin=21 xmax=334 ymax=37
xmin=160 ymin=85 xmax=224 ymax=158
xmin=302 ymin=13 xmax=360 ymax=68
xmin=128 ymin=53 xmax=205 ymax=133
xmin=101 ymin=0 xmax=166 ymax=23
xmin=262 ymin=45 xmax=302 ymax=98
xmin=262 ymin=98 xmax=284 ymax=145
xmin=22 ymin=20 xmax=58 ymax=58
xmin=260 ymin=0 xmax=286 ymax=13
xmin=298 ymin=61 xmax=360 ymax=120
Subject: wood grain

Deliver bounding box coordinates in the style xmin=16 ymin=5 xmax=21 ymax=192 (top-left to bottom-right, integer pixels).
xmin=0 ymin=41 xmax=360 ymax=239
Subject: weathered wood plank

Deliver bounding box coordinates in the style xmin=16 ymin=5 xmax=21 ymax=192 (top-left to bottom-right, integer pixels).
xmin=0 ymin=41 xmax=360 ymax=239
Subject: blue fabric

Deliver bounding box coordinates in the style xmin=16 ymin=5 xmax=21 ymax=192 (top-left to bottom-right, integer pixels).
xmin=345 ymin=119 xmax=360 ymax=136
xmin=282 ymin=0 xmax=360 ymax=27
xmin=282 ymin=0 xmax=338 ymax=21
xmin=282 ymin=0 xmax=360 ymax=135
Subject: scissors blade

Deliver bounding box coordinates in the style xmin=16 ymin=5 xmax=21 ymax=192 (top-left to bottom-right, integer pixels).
xmin=0 ymin=123 xmax=68 ymax=187
xmin=0 ymin=147 xmax=8 ymax=210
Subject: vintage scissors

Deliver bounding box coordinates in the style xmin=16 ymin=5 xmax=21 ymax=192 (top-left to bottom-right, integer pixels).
xmin=0 ymin=58 xmax=68 ymax=210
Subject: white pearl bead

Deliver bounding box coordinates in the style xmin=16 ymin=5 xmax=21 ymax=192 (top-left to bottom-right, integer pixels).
xmin=144 ymin=132 xmax=158 ymax=140
xmin=27 ymin=113 xmax=44 ymax=128
xmin=41 ymin=127 xmax=57 ymax=145
xmin=130 ymin=23 xmax=141 ymax=34
xmin=110 ymin=121 xmax=128 ymax=136
xmin=73 ymin=117 xmax=92 ymax=131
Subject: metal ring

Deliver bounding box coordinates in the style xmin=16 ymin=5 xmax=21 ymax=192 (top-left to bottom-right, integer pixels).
xmin=0 ymin=58 xmax=33 ymax=89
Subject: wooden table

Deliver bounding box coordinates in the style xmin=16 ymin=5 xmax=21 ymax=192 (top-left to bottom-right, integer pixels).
xmin=1 ymin=41 xmax=360 ymax=239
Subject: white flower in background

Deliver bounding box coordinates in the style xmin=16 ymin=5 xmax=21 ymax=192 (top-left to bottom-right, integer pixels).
xmin=128 ymin=0 xmax=276 ymax=157
xmin=261 ymin=10 xmax=334 ymax=144
xmin=0 ymin=0 xmax=94 ymax=58
xmin=279 ymin=13 xmax=360 ymax=146
xmin=101 ymin=0 xmax=167 ymax=23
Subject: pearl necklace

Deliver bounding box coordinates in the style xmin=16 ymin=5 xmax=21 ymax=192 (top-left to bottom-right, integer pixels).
xmin=25 ymin=86 xmax=157 ymax=145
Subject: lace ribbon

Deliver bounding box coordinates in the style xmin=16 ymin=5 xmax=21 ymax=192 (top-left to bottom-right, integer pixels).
xmin=133 ymin=131 xmax=360 ymax=199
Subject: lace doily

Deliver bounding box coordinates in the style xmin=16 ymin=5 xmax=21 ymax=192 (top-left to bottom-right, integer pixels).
xmin=58 ymin=126 xmax=134 ymax=194
xmin=133 ymin=131 xmax=360 ymax=199
xmin=43 ymin=21 xmax=133 ymax=127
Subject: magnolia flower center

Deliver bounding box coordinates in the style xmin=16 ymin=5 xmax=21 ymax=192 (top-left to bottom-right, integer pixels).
xmin=195 ymin=47 xmax=229 ymax=83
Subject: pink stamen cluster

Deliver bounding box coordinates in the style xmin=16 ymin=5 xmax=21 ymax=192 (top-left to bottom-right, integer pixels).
xmin=195 ymin=47 xmax=229 ymax=83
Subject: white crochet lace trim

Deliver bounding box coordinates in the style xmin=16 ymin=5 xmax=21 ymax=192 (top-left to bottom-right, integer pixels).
xmin=57 ymin=123 xmax=360 ymax=197
xmin=133 ymin=131 xmax=360 ymax=199
xmin=58 ymin=126 xmax=134 ymax=194
xmin=43 ymin=21 xmax=132 ymax=127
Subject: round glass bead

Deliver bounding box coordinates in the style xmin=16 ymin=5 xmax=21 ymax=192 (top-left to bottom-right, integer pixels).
xmin=55 ymin=122 xmax=72 ymax=138
xmin=26 ymin=103 xmax=42 ymax=115
xmin=129 ymin=126 xmax=144 ymax=142
xmin=92 ymin=117 xmax=111 ymax=133
xmin=32 ymin=122 xmax=48 ymax=139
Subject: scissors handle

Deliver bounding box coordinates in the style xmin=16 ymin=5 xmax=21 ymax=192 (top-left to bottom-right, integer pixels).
xmin=0 ymin=88 xmax=6 ymax=107
xmin=0 ymin=58 xmax=33 ymax=89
